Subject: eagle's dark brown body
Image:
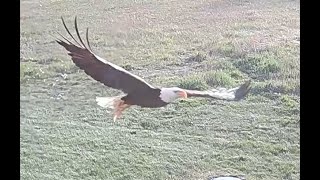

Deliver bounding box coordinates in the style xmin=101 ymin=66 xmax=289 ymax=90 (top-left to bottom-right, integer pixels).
xmin=121 ymin=88 xmax=168 ymax=108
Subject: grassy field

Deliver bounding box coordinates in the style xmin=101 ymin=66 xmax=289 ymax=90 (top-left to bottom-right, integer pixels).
xmin=20 ymin=0 xmax=300 ymax=179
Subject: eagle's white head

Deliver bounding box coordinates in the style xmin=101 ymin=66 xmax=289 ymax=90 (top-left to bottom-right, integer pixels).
xmin=159 ymin=87 xmax=188 ymax=103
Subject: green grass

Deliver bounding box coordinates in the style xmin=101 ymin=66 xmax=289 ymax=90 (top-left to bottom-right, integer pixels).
xmin=177 ymin=70 xmax=237 ymax=90
xmin=21 ymin=0 xmax=300 ymax=179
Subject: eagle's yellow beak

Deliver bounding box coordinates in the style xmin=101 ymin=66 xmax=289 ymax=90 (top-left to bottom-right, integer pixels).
xmin=177 ymin=90 xmax=188 ymax=99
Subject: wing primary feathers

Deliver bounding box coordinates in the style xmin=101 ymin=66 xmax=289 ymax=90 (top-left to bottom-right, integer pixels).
xmin=49 ymin=33 xmax=63 ymax=43
xmin=234 ymin=80 xmax=251 ymax=100
xmin=74 ymin=16 xmax=89 ymax=50
xmin=182 ymin=80 xmax=251 ymax=101
xmin=86 ymin=27 xmax=93 ymax=52
xmin=49 ymin=32 xmax=72 ymax=47
xmin=56 ymin=16 xmax=156 ymax=94
xmin=56 ymin=31 xmax=74 ymax=45
xmin=61 ymin=16 xmax=82 ymax=47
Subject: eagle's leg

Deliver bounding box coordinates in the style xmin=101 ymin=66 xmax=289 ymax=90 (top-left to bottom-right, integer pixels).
xmin=113 ymin=100 xmax=131 ymax=121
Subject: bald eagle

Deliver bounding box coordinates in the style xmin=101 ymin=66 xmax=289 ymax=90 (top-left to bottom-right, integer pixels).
xmin=56 ymin=17 xmax=251 ymax=121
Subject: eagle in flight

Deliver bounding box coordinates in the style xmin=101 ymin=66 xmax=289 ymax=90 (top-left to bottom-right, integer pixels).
xmin=56 ymin=17 xmax=251 ymax=121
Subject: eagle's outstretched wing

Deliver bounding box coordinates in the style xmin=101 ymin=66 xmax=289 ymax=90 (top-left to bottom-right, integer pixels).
xmin=182 ymin=80 xmax=251 ymax=101
xmin=56 ymin=16 xmax=155 ymax=94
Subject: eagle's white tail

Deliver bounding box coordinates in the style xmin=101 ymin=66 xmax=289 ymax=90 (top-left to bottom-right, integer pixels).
xmin=96 ymin=96 xmax=122 ymax=109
